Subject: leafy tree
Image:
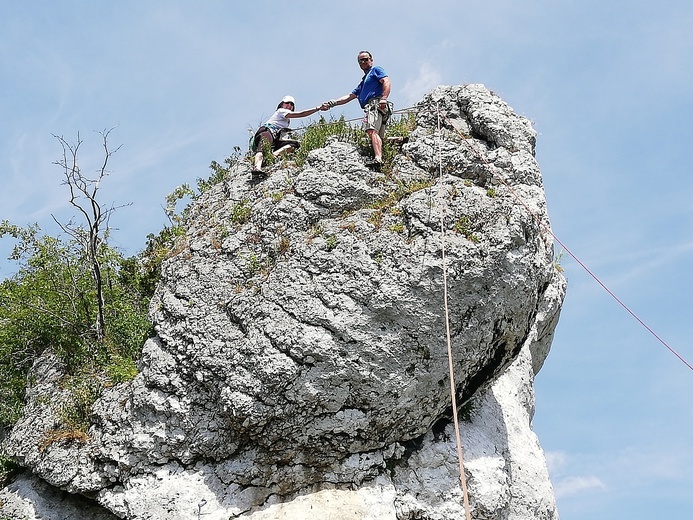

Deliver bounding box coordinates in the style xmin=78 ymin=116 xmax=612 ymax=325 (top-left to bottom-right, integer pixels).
xmin=0 ymin=221 xmax=152 ymax=427
xmin=0 ymin=130 xmax=153 ymax=430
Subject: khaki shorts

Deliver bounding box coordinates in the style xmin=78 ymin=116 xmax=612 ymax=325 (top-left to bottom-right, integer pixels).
xmin=363 ymin=98 xmax=393 ymax=138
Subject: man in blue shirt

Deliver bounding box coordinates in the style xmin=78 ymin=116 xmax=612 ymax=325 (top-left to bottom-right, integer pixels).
xmin=323 ymin=50 xmax=392 ymax=170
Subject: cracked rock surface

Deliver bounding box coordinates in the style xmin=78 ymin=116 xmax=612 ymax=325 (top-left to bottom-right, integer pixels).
xmin=2 ymin=84 xmax=566 ymax=519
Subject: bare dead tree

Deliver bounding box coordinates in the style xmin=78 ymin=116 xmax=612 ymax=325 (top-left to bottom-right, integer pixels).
xmin=52 ymin=128 xmax=127 ymax=343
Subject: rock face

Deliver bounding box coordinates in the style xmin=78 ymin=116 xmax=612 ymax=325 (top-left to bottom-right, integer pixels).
xmin=1 ymin=84 xmax=566 ymax=519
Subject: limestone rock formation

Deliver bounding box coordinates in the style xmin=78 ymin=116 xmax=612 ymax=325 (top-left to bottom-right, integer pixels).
xmin=1 ymin=84 xmax=566 ymax=519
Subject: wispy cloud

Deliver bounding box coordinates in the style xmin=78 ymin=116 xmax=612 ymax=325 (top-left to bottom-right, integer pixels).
xmin=545 ymin=442 xmax=693 ymax=503
xmin=544 ymin=450 xmax=567 ymax=474
xmin=402 ymin=63 xmax=443 ymax=106
xmin=545 ymin=451 xmax=607 ymax=499
xmin=554 ymin=475 xmax=607 ymax=498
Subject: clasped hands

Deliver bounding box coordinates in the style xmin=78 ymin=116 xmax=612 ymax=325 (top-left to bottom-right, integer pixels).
xmin=319 ymin=99 xmax=387 ymax=111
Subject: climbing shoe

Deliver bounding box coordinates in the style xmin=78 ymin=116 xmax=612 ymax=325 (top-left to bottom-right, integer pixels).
xmin=365 ymin=159 xmax=383 ymax=172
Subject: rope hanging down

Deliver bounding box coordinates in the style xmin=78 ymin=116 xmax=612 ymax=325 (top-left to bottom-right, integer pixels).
xmin=432 ymin=96 xmax=693 ymax=518
xmin=436 ymin=102 xmax=473 ymax=520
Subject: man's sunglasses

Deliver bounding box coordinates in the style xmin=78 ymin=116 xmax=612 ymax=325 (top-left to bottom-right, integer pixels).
xmin=358 ymin=57 xmax=371 ymax=62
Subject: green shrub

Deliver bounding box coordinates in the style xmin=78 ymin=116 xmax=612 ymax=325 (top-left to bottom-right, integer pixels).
xmin=325 ymin=235 xmax=338 ymax=251
xmin=105 ymin=354 xmax=138 ymax=384
xmin=290 ymin=112 xmax=416 ymax=171
xmin=0 ymin=223 xmax=152 ymax=429
xmin=58 ymin=373 xmax=103 ymax=433
xmin=388 ymin=222 xmax=405 ymax=234
xmin=0 ymin=453 xmax=20 ymax=486
xmin=231 ymin=198 xmax=252 ymax=225
xmin=382 ymin=112 xmax=416 ymax=168
xmin=202 ymin=147 xmax=241 ymax=194
xmin=453 ymin=216 xmax=480 ymax=243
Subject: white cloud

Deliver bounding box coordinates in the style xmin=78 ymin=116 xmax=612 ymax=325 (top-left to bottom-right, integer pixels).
xmin=544 ymin=450 xmax=567 ymax=474
xmin=544 ymin=450 xmax=606 ymax=499
xmin=402 ymin=63 xmax=443 ymax=106
xmin=554 ymin=475 xmax=607 ymax=499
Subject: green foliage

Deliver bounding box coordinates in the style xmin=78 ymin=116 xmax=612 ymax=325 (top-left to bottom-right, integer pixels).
xmin=453 ymin=216 xmax=480 ymax=243
xmin=103 ymin=290 xmax=151 ymax=361
xmin=290 ymin=112 xmax=416 ymax=171
xmin=256 ymin=138 xmax=276 ymax=168
xmin=325 ymin=234 xmax=338 ymax=251
xmin=369 ymin=177 xmax=436 ymax=212
xmin=270 ymin=191 xmax=285 ymax=203
xmin=165 ymin=184 xmax=195 ymax=227
xmin=105 ymin=354 xmax=138 ymax=383
xmin=245 ymin=253 xmax=268 ymax=276
xmin=117 ymin=254 xmax=160 ymax=309
xmin=140 ymin=225 xmax=187 ymax=291
xmin=364 ymin=176 xmax=434 ymax=232
xmin=292 ymin=116 xmax=361 ymax=167
xmin=201 ymin=147 xmax=241 ymax=194
xmin=0 ymin=452 xmax=20 ymax=487
xmin=382 ymin=112 xmax=416 ymax=167
xmin=388 ymin=222 xmax=405 ymax=234
xmin=308 ymin=223 xmax=323 ymax=239
xmin=57 ymin=373 xmax=103 ymax=433
xmin=231 ymin=198 xmax=251 ymax=225
xmin=1 ymin=223 xmax=92 ymax=370
xmin=0 ymin=221 xmax=151 ymax=429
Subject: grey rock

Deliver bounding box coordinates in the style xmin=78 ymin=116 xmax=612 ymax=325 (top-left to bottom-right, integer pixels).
xmin=1 ymin=84 xmax=566 ymax=519
xmin=0 ymin=471 xmax=118 ymax=520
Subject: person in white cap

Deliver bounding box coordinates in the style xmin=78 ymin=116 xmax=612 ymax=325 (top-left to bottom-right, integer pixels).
xmin=251 ymin=95 xmax=325 ymax=178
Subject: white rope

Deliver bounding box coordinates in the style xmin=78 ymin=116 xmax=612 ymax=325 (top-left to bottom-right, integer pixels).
xmin=436 ymin=101 xmax=472 ymax=520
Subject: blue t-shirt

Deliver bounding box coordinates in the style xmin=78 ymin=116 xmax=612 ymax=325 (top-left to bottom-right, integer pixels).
xmin=352 ymin=66 xmax=388 ymax=108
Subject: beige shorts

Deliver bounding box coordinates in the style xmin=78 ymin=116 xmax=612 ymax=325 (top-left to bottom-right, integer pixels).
xmin=363 ymin=98 xmax=393 ymax=138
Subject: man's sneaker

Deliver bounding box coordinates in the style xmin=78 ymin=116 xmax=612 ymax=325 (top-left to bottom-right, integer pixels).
xmin=366 ymin=159 xmax=383 ymax=172
xmin=386 ymin=136 xmax=409 ymax=144
xmin=251 ymin=169 xmax=267 ymax=180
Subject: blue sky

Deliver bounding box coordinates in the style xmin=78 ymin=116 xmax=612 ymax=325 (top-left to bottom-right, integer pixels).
xmin=2 ymin=1 xmax=692 ymax=518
